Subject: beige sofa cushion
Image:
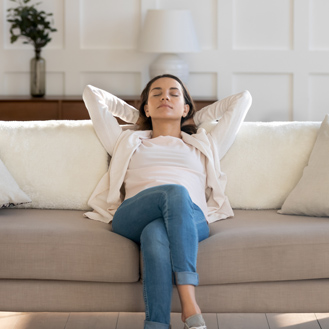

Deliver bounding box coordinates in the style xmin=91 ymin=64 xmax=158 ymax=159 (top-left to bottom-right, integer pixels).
xmin=2 ymin=208 xmax=329 ymax=286
xmin=197 ymin=209 xmax=329 ymax=285
xmin=0 ymin=120 xmax=108 ymax=211
xmin=0 ymin=209 xmax=140 ymax=283
xmin=279 ymin=114 xmax=329 ymax=217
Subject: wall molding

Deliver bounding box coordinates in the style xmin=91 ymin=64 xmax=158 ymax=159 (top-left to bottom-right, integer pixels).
xmin=1 ymin=0 xmax=328 ymax=121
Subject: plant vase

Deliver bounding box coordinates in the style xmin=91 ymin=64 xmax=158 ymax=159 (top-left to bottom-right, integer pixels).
xmin=30 ymin=49 xmax=45 ymax=97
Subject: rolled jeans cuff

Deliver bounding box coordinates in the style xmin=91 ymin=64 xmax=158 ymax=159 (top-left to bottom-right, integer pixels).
xmin=144 ymin=320 xmax=171 ymax=329
xmin=175 ymin=271 xmax=199 ymax=286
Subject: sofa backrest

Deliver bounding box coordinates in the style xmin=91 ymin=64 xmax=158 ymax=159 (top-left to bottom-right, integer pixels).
xmin=0 ymin=120 xmax=108 ymax=210
xmin=219 ymin=121 xmax=321 ymax=209
xmin=0 ymin=120 xmax=321 ymax=211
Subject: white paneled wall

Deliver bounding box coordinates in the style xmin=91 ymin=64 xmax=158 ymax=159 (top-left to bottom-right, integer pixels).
xmin=80 ymin=0 xmax=141 ymax=49
xmin=1 ymin=0 xmax=329 ymax=121
xmin=233 ymin=0 xmax=293 ymax=50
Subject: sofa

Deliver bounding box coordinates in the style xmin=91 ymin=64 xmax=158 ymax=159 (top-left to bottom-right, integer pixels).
xmin=1 ymin=115 xmax=329 ymax=313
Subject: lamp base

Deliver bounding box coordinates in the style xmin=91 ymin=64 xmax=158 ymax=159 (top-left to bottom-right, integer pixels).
xmin=150 ymin=54 xmax=189 ymax=83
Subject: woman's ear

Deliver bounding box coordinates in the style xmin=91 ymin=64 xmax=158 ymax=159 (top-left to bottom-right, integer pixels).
xmin=183 ymin=104 xmax=190 ymax=118
xmin=144 ymin=104 xmax=149 ymax=117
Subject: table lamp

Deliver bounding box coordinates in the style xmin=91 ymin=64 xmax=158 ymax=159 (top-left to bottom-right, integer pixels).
xmin=138 ymin=9 xmax=200 ymax=83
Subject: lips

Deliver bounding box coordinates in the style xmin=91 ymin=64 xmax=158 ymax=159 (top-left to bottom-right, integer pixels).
xmin=158 ymin=104 xmax=173 ymax=109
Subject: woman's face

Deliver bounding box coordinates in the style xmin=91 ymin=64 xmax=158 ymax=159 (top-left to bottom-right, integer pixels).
xmin=144 ymin=78 xmax=189 ymax=122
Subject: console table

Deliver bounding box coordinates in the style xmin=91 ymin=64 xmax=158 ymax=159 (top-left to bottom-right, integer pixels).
xmin=0 ymin=96 xmax=216 ymax=122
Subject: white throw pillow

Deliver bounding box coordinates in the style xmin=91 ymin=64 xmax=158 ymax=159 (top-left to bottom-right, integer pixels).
xmin=278 ymin=114 xmax=329 ymax=217
xmin=0 ymin=158 xmax=31 ymax=208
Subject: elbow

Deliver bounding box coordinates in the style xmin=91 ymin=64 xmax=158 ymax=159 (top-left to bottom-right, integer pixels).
xmin=83 ymin=85 xmax=94 ymax=95
xmin=242 ymin=90 xmax=252 ymax=107
xmin=242 ymin=90 xmax=252 ymax=100
xmin=82 ymin=85 xmax=97 ymax=103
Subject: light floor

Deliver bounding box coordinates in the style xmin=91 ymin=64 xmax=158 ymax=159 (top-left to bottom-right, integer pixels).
xmin=1 ymin=312 xmax=329 ymax=329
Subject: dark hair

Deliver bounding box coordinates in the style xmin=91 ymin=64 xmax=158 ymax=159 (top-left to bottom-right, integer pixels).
xmin=138 ymin=74 xmax=197 ymax=135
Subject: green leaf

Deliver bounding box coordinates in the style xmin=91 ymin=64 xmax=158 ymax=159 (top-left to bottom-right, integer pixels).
xmin=10 ymin=35 xmax=18 ymax=43
xmin=6 ymin=0 xmax=57 ymax=47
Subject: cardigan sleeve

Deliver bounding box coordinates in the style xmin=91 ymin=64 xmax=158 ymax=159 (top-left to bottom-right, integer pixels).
xmin=83 ymin=85 xmax=132 ymax=155
xmin=194 ymin=91 xmax=252 ymax=160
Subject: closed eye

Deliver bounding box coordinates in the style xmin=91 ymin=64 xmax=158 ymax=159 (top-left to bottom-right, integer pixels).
xmin=153 ymin=93 xmax=179 ymax=97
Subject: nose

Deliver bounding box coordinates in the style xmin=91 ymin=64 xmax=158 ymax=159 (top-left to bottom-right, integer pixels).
xmin=161 ymin=94 xmax=169 ymax=101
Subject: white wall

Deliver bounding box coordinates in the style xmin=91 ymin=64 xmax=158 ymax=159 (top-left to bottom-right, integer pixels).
xmin=1 ymin=0 xmax=329 ymax=121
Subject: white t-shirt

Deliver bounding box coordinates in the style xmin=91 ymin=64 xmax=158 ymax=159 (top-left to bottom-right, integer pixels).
xmin=124 ymin=135 xmax=208 ymax=218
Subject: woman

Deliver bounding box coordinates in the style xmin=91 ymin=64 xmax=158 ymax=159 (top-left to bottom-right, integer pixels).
xmin=83 ymin=74 xmax=252 ymax=329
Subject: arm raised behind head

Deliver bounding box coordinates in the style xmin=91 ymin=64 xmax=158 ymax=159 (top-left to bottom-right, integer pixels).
xmin=194 ymin=91 xmax=252 ymax=160
xmin=83 ymin=85 xmax=129 ymax=155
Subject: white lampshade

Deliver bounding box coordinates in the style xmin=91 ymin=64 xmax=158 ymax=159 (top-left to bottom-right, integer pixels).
xmin=138 ymin=9 xmax=200 ymax=82
xmin=139 ymin=10 xmax=200 ymax=53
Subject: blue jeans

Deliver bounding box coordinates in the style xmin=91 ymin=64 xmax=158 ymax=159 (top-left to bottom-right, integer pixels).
xmin=112 ymin=184 xmax=209 ymax=329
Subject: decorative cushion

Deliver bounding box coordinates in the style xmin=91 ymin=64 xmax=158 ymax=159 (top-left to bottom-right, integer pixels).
xmin=279 ymin=114 xmax=329 ymax=217
xmin=0 ymin=158 xmax=31 ymax=208
xmin=0 ymin=120 xmax=108 ymax=210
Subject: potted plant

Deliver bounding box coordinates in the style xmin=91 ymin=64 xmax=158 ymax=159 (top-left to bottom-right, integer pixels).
xmin=7 ymin=0 xmax=57 ymax=97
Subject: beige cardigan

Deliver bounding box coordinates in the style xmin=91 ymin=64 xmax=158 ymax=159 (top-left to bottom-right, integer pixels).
xmin=82 ymin=85 xmax=252 ymax=224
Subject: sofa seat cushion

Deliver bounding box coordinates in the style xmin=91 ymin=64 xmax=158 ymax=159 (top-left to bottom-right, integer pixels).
xmin=0 ymin=209 xmax=139 ymax=283
xmin=198 ymin=210 xmax=329 ymax=285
